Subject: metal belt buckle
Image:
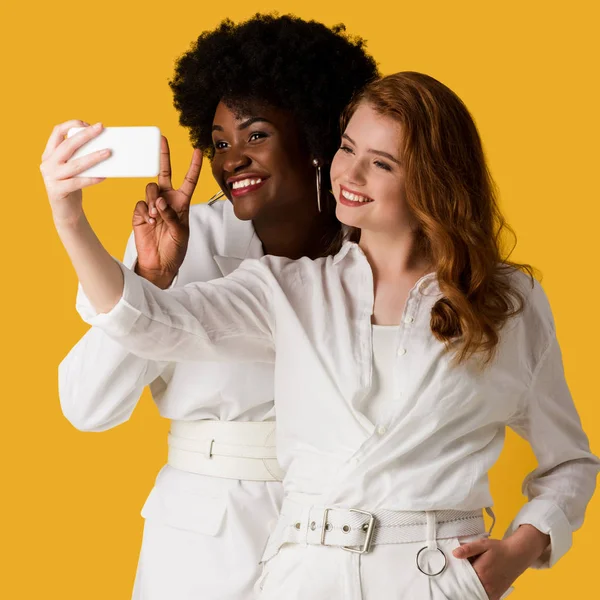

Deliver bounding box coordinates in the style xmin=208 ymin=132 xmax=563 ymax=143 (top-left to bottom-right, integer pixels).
xmin=344 ymin=508 xmax=376 ymax=554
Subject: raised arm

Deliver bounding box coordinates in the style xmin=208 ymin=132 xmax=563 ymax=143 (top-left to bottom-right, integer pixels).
xmin=59 ymin=232 xmax=169 ymax=431
xmin=77 ymin=256 xmax=276 ymax=364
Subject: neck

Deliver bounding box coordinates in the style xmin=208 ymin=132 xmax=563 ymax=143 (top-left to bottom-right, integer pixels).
xmin=253 ymin=199 xmax=334 ymax=260
xmin=358 ymin=227 xmax=432 ymax=282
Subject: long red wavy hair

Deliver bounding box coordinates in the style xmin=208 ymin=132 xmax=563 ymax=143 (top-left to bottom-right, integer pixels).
xmin=340 ymin=72 xmax=537 ymax=367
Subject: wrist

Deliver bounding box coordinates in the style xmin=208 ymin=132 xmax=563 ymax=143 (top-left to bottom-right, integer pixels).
xmin=506 ymin=524 xmax=550 ymax=563
xmin=53 ymin=209 xmax=87 ymax=232
xmin=134 ymin=264 xmax=177 ymax=289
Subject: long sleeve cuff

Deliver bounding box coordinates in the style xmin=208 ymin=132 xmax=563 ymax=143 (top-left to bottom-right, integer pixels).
xmin=75 ymin=260 xmax=145 ymax=336
xmin=75 ymin=258 xmax=180 ymax=321
xmin=502 ymin=498 xmax=572 ymax=569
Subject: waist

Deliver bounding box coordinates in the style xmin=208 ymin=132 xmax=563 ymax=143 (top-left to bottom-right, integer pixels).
xmin=262 ymin=496 xmax=491 ymax=562
xmin=168 ymin=420 xmax=284 ymax=482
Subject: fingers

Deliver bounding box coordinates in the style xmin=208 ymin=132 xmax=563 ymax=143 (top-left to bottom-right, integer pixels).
xmin=56 ymin=176 xmax=107 ymax=196
xmin=52 ymin=122 xmax=105 ymax=164
xmin=146 ymin=182 xmax=159 ymax=220
xmin=179 ymin=148 xmax=203 ymax=199
xmin=156 ymin=197 xmax=181 ymax=228
xmin=54 ymin=148 xmax=111 ymax=180
xmin=42 ymin=119 xmax=90 ymax=160
xmin=453 ymin=539 xmax=489 ymax=559
xmin=133 ymin=200 xmax=154 ymax=226
xmin=158 ymin=136 xmax=173 ymax=191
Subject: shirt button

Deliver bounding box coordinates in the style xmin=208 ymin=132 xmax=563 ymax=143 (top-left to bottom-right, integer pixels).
xmin=397 ymin=347 xmax=407 ymax=356
xmin=377 ymin=425 xmax=387 ymax=436
xmin=404 ymin=316 xmax=414 ymax=324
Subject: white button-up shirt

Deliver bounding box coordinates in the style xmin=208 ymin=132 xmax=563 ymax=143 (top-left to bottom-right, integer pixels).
xmin=77 ymin=240 xmax=600 ymax=569
xmin=62 ymin=200 xmax=273 ymax=428
xmin=62 ymin=200 xmax=284 ymax=598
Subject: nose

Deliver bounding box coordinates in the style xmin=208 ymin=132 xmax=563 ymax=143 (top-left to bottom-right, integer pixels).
xmin=223 ymin=144 xmax=251 ymax=174
xmin=343 ymin=160 xmax=367 ymax=187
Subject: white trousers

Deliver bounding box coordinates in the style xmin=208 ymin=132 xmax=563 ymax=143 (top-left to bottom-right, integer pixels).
xmin=255 ymin=532 xmax=516 ymax=600
xmin=131 ymin=465 xmax=282 ymax=599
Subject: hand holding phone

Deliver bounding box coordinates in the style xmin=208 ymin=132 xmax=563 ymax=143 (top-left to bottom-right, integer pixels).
xmin=67 ymin=126 xmax=161 ymax=178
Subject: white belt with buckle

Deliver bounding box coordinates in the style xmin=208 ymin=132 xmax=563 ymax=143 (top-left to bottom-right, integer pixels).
xmin=167 ymin=420 xmax=285 ymax=482
xmin=262 ymin=497 xmax=495 ymax=563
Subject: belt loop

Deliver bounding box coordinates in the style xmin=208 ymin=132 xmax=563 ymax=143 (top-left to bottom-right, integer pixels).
xmin=484 ymin=507 xmax=496 ymax=537
xmin=425 ymin=511 xmax=437 ymax=551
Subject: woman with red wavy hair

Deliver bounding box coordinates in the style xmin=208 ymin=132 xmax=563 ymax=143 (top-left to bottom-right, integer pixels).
xmin=44 ymin=72 xmax=598 ymax=599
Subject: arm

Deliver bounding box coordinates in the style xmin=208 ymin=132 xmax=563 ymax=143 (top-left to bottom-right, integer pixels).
xmin=43 ymin=121 xmax=269 ymax=364
xmin=504 ymin=329 xmax=600 ymax=568
xmin=77 ymin=254 xmax=276 ymax=364
xmin=59 ymin=232 xmax=168 ymax=431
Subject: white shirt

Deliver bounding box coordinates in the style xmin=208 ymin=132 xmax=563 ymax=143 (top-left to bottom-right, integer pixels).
xmin=61 ymin=200 xmax=284 ymax=599
xmin=77 ymin=240 xmax=600 ymax=570
xmin=360 ymin=325 xmax=400 ymax=426
xmin=61 ymin=200 xmax=274 ymax=428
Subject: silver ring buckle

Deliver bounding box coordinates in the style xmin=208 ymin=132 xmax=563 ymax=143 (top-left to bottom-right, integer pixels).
xmin=320 ymin=508 xmax=376 ymax=554
xmin=416 ymin=546 xmax=448 ymax=577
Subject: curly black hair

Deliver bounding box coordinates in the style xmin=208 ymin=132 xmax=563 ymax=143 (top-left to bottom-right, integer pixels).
xmin=168 ymin=13 xmax=379 ymax=163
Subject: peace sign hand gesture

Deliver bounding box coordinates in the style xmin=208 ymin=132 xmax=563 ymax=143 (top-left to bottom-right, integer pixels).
xmin=133 ymin=136 xmax=203 ymax=288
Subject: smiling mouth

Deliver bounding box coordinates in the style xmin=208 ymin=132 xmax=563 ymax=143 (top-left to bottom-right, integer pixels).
xmin=339 ymin=186 xmax=374 ymax=206
xmin=228 ymin=177 xmax=269 ymax=197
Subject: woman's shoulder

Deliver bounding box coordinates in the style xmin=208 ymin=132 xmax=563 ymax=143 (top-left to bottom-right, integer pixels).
xmin=188 ymin=199 xmax=230 ymax=230
xmin=504 ymin=265 xmax=555 ymax=336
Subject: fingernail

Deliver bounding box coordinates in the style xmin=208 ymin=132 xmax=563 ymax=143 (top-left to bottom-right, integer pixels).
xmin=157 ymin=198 xmax=166 ymax=210
xmin=93 ymin=122 xmax=103 ymax=130
xmin=149 ymin=218 xmax=155 ymax=224
xmin=150 ymin=207 xmax=157 ymax=215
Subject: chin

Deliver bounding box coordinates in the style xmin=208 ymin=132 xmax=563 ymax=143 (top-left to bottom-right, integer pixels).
xmin=231 ymin=195 xmax=268 ymax=221
xmin=335 ymin=203 xmax=364 ymax=229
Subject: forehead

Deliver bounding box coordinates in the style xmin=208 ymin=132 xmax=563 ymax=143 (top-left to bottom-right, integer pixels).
xmin=345 ymin=103 xmax=403 ymax=151
xmin=213 ymin=98 xmax=294 ymax=127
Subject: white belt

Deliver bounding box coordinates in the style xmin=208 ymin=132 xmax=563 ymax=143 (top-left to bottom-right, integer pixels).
xmin=168 ymin=420 xmax=285 ymax=482
xmin=262 ymin=497 xmax=495 ymax=563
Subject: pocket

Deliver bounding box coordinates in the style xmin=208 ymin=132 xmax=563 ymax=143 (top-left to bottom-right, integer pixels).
xmin=450 ymin=538 xmax=515 ymax=600
xmin=460 ymin=556 xmax=490 ymax=600
xmin=140 ymin=486 xmax=227 ymax=536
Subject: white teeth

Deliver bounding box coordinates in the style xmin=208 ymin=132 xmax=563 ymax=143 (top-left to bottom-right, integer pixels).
xmin=232 ymin=178 xmax=262 ymax=190
xmin=341 ymin=189 xmax=372 ymax=203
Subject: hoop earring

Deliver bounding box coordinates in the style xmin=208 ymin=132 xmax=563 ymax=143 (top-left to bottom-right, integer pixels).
xmin=207 ymin=190 xmax=225 ymax=206
xmin=312 ymin=158 xmax=322 ymax=213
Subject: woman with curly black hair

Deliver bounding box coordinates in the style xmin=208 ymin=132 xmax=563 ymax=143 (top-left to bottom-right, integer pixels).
xmin=51 ymin=13 xmax=377 ymax=600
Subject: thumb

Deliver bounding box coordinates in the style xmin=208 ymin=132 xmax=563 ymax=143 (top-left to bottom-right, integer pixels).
xmin=452 ymin=539 xmax=489 ymax=559
xmin=155 ymin=197 xmax=182 ymax=229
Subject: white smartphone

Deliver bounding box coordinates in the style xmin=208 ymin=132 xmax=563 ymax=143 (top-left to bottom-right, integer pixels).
xmin=66 ymin=126 xmax=161 ymax=178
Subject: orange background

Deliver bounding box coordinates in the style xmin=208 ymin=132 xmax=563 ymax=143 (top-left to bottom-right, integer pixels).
xmin=1 ymin=0 xmax=598 ymax=597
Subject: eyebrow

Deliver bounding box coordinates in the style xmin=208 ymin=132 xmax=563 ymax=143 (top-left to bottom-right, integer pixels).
xmin=212 ymin=117 xmax=274 ymax=133
xmin=342 ymin=133 xmax=401 ymax=165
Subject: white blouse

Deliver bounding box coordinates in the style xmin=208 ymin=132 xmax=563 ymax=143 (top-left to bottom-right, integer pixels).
xmin=359 ymin=325 xmax=400 ymax=427
xmin=76 ymin=240 xmax=600 ymax=569
xmin=60 ymin=200 xmax=274 ymax=430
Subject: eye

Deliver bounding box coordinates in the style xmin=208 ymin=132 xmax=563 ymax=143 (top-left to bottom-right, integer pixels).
xmin=249 ymin=131 xmax=268 ymax=142
xmin=374 ymin=160 xmax=391 ymax=171
xmin=213 ymin=140 xmax=228 ymax=151
xmin=339 ymin=145 xmax=353 ymax=154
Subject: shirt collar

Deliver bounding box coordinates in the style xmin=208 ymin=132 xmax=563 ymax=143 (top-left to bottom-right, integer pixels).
xmin=332 ymin=240 xmax=358 ymax=265
xmin=332 ymin=240 xmax=439 ymax=293
xmin=221 ymin=199 xmax=263 ymax=260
